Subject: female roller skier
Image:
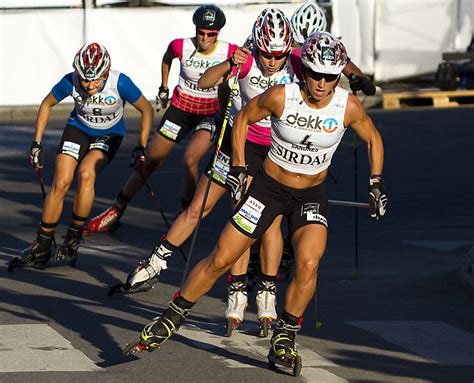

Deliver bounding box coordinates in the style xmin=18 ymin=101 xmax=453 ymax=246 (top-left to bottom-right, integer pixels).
xmin=85 ymin=4 xmax=236 ymax=234
xmin=10 ymin=42 xmax=153 ymax=270
xmin=127 ymin=32 xmax=387 ymax=377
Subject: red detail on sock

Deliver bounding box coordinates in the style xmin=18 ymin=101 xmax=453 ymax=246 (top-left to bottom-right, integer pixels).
xmin=226 ymin=273 xmax=232 ymax=283
xmin=297 ymin=316 xmax=304 ymax=326
xmin=172 ymin=290 xmax=181 ymax=301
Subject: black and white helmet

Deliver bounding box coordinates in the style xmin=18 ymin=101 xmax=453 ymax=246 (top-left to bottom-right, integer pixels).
xmin=252 ymin=8 xmax=293 ymax=56
xmin=291 ymin=1 xmax=327 ymax=45
xmin=301 ymin=32 xmax=348 ymax=75
xmin=193 ymin=4 xmax=226 ymax=30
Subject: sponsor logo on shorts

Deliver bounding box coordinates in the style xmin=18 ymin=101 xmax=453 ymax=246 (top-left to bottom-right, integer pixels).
xmin=232 ymin=214 xmax=256 ymax=234
xmin=159 ymin=120 xmax=181 ymax=140
xmin=301 ymin=203 xmax=327 ymax=226
xmin=89 ymin=142 xmax=110 ymax=151
xmin=245 ymin=196 xmax=265 ymax=213
xmin=61 ymin=141 xmax=80 ymax=160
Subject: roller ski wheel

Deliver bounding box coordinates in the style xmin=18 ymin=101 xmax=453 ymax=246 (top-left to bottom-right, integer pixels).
xmin=225 ymin=317 xmax=240 ymax=337
xmin=268 ymin=353 xmax=302 ymax=377
xmin=7 ymin=257 xmax=20 ymax=272
xmin=54 ymin=246 xmax=78 ymax=266
xmin=259 ymin=317 xmax=272 ymax=338
xmin=122 ymin=340 xmax=150 ymax=356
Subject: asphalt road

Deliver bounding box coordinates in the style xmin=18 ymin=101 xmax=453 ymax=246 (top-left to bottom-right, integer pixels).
xmin=0 ymin=107 xmax=473 ymax=382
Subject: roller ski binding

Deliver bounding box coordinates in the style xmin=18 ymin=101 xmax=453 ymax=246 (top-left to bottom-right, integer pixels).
xmin=54 ymin=234 xmax=82 ymax=266
xmin=267 ymin=319 xmax=302 ymax=377
xmin=256 ymin=280 xmax=277 ymax=338
xmin=224 ymin=277 xmax=248 ymax=337
xmin=83 ymin=204 xmax=123 ymax=236
xmin=108 ymin=241 xmax=171 ymax=296
xmin=123 ymin=300 xmax=189 ymax=356
xmin=8 ymin=235 xmax=53 ymax=272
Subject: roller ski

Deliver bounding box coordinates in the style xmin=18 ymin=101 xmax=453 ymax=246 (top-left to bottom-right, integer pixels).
xmin=267 ymin=318 xmax=302 ymax=377
xmin=122 ymin=297 xmax=190 ymax=356
xmin=83 ymin=204 xmax=123 ymax=236
xmin=224 ymin=276 xmax=248 ymax=337
xmin=256 ymin=279 xmax=277 ymax=338
xmin=108 ymin=240 xmax=174 ymax=296
xmin=8 ymin=234 xmax=53 ymax=272
xmin=54 ymin=230 xmax=83 ymax=267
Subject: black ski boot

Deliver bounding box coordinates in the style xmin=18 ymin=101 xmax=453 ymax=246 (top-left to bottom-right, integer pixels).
xmin=267 ymin=317 xmax=302 ymax=377
xmin=123 ymin=295 xmax=194 ymax=355
xmin=8 ymin=230 xmax=53 ymax=272
xmin=54 ymin=225 xmax=84 ymax=266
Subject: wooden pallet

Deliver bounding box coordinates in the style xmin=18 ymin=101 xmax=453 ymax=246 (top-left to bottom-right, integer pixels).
xmin=383 ymin=89 xmax=474 ymax=109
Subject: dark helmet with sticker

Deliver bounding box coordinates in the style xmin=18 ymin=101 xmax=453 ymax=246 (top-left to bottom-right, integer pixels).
xmin=193 ymin=4 xmax=226 ymax=30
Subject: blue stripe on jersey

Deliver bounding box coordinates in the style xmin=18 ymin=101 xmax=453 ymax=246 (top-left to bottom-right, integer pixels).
xmin=51 ymin=73 xmax=74 ymax=102
xmin=117 ymin=73 xmax=142 ymax=104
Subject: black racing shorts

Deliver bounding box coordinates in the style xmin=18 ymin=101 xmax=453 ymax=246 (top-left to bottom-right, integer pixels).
xmin=56 ymin=125 xmax=123 ymax=163
xmin=157 ymin=104 xmax=214 ymax=143
xmin=230 ymin=169 xmax=329 ymax=239
xmin=204 ymin=121 xmax=270 ymax=188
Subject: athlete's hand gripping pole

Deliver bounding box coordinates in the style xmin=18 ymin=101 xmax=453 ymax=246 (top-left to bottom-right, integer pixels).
xmin=137 ymin=170 xmax=187 ymax=261
xmin=180 ymin=63 xmax=243 ymax=287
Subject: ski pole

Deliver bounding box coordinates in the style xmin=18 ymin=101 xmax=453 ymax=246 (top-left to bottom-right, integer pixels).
xmin=328 ymin=199 xmax=368 ymax=209
xmin=314 ymin=277 xmax=322 ymax=329
xmin=138 ymin=170 xmax=187 ymax=262
xmin=180 ymin=65 xmax=242 ymax=287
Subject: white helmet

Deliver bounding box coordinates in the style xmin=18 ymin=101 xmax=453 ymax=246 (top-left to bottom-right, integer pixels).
xmin=291 ymin=1 xmax=327 ymax=45
xmin=73 ymin=42 xmax=111 ymax=81
xmin=252 ymin=8 xmax=293 ymax=56
xmin=301 ymin=31 xmax=348 ymax=75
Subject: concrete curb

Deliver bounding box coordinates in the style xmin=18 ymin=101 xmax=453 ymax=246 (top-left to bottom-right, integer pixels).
xmin=458 ymin=245 xmax=474 ymax=297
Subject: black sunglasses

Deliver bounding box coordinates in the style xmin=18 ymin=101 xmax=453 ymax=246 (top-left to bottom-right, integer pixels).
xmin=259 ymin=50 xmax=287 ymax=61
xmin=307 ymin=71 xmax=340 ymax=82
xmin=197 ymin=29 xmax=219 ymax=37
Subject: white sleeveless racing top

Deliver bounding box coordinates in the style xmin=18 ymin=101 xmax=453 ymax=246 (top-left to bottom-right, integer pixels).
xmin=229 ymin=49 xmax=297 ymax=146
xmin=72 ymin=70 xmax=123 ymax=130
xmin=268 ymin=82 xmax=349 ymax=175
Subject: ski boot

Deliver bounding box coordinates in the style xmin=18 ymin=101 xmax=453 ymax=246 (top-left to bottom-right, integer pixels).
xmin=267 ymin=318 xmax=302 ymax=377
xmin=123 ymin=296 xmax=192 ymax=355
xmin=83 ymin=204 xmax=123 ymax=236
xmin=108 ymin=240 xmax=174 ymax=296
xmin=224 ymin=276 xmax=248 ymax=337
xmin=279 ymin=236 xmax=295 ymax=280
xmin=8 ymin=233 xmax=53 ymax=272
xmin=54 ymin=233 xmax=82 ymax=266
xmin=256 ymin=279 xmax=277 ymax=337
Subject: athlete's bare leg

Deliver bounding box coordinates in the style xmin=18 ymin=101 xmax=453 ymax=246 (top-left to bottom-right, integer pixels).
xmin=181 ymin=130 xmax=213 ymax=203
xmin=41 ymin=154 xmax=78 ymax=230
xmin=73 ymin=149 xmax=109 ymax=223
xmin=166 ymin=174 xmax=228 ymax=246
xmin=181 ymin=223 xmax=255 ymax=302
xmin=284 ymin=224 xmax=327 ymax=317
xmin=259 ymin=215 xmax=284 ymax=275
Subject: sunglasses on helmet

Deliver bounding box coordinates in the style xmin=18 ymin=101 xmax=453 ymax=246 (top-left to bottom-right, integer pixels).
xmin=259 ymin=50 xmax=288 ymax=61
xmin=197 ymin=29 xmax=219 ymax=37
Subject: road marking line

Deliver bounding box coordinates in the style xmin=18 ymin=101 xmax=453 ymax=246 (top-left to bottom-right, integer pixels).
xmin=178 ymin=320 xmax=347 ymax=382
xmin=348 ymin=321 xmax=474 ymax=366
xmin=0 ymin=324 xmax=101 ymax=372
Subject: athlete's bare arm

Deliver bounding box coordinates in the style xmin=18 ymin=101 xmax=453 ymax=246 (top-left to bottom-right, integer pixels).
xmin=131 ymin=95 xmax=154 ymax=148
xmin=342 ymin=61 xmax=365 ymax=78
xmin=34 ymin=92 xmax=59 ymax=142
xmin=198 ymin=46 xmax=251 ymax=89
xmin=231 ymin=85 xmax=285 ymax=167
xmin=344 ymin=94 xmax=384 ymax=175
xmin=161 ymin=45 xmax=175 ymax=88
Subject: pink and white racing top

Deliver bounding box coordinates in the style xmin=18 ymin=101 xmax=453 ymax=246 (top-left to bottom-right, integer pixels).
xmin=229 ymin=47 xmax=302 ymax=146
xmin=169 ymin=38 xmax=237 ymax=115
